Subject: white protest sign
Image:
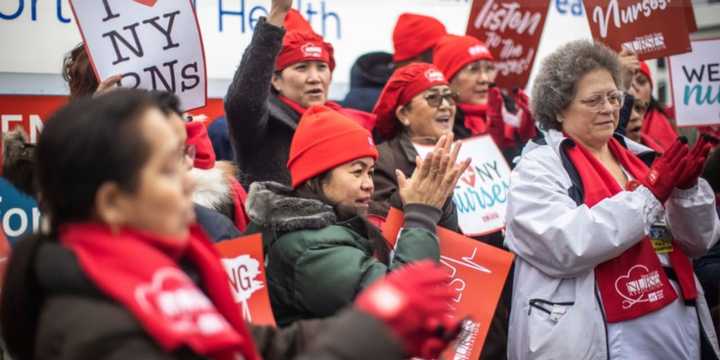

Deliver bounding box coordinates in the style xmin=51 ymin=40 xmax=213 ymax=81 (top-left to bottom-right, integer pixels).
xmin=414 ymin=135 xmax=511 ymax=236
xmin=668 ymin=38 xmax=720 ymax=127
xmin=69 ymin=0 xmax=207 ymax=110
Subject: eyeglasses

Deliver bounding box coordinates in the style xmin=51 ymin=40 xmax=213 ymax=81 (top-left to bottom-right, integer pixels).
xmin=184 ymin=144 xmax=196 ymax=162
xmin=424 ymin=92 xmax=457 ymax=108
xmin=578 ymin=91 xmax=624 ymax=110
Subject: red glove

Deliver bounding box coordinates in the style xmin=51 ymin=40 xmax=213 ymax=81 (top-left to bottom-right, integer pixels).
xmin=354 ymin=261 xmax=457 ymax=358
xmin=486 ymin=87 xmax=508 ymax=149
xmin=513 ymin=89 xmax=538 ymax=142
xmin=642 ymin=138 xmax=689 ymax=202
xmin=677 ymin=135 xmax=717 ymax=189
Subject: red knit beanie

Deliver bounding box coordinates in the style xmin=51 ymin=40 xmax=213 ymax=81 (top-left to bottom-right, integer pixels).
xmin=185 ymin=121 xmax=215 ymax=170
xmin=433 ymin=35 xmax=494 ymax=81
xmin=284 ymin=9 xmax=313 ymax=33
xmin=372 ymin=63 xmax=448 ymax=139
xmin=288 ymin=105 xmax=378 ymax=188
xmin=392 ymin=13 xmax=447 ymax=63
xmin=276 ymin=30 xmax=335 ymax=72
xmin=638 ymin=61 xmax=653 ymax=88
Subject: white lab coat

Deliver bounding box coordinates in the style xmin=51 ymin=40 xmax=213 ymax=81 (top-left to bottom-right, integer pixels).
xmin=505 ymin=130 xmax=720 ymax=360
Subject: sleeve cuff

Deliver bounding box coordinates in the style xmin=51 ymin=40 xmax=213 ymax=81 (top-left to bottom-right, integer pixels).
xmin=256 ymin=17 xmax=286 ymax=42
xmin=634 ymin=185 xmax=665 ymax=232
xmin=402 ymin=203 xmax=442 ymax=233
xmin=670 ymin=181 xmax=703 ymax=200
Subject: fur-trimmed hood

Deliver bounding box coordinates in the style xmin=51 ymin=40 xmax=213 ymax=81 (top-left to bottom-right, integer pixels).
xmin=245 ymin=181 xmax=336 ymax=233
xmin=189 ymin=160 xmax=236 ymax=216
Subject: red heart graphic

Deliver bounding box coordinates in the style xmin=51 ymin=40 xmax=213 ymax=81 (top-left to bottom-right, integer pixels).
xmin=460 ymin=167 xmax=476 ymax=187
xmin=133 ymin=0 xmax=158 ymax=7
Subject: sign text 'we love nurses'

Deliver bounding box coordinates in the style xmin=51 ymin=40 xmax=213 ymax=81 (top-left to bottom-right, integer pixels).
xmin=668 ymin=38 xmax=720 ymax=128
xmin=414 ymin=135 xmax=511 ymax=236
xmin=69 ymin=0 xmax=207 ymax=110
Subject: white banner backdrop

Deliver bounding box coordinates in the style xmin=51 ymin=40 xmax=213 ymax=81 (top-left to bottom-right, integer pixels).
xmin=1 ymin=0 xmax=595 ymax=99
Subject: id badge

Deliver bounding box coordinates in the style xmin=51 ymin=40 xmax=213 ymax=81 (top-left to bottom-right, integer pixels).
xmin=649 ymin=223 xmax=674 ymax=254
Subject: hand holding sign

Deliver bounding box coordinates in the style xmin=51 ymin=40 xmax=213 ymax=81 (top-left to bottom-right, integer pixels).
xmin=397 ymin=134 xmax=471 ymax=209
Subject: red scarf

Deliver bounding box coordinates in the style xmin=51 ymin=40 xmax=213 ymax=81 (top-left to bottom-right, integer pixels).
xmin=566 ymin=138 xmax=697 ymax=323
xmin=641 ymin=107 xmax=677 ymax=152
xmin=457 ymin=102 xmax=512 ymax=149
xmin=457 ymin=102 xmax=489 ymax=135
xmin=278 ymin=95 xmax=377 ymax=132
xmin=59 ymin=223 xmax=259 ymax=360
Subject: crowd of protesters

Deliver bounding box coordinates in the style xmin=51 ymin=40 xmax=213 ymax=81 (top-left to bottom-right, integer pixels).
xmin=1 ymin=0 xmax=719 ymax=358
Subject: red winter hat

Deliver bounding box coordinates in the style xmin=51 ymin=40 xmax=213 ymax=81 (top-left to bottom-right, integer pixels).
xmin=288 ymin=105 xmax=378 ymax=188
xmin=185 ymin=122 xmax=215 ymax=170
xmin=392 ymin=13 xmax=447 ymax=63
xmin=373 ymin=63 xmax=448 ymax=139
xmin=284 ymin=9 xmax=313 ymax=33
xmin=638 ymin=61 xmax=653 ymax=88
xmin=276 ymin=31 xmax=335 ymax=72
xmin=433 ymin=35 xmax=494 ymax=81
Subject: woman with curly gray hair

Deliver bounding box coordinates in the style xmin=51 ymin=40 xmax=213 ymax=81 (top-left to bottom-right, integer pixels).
xmin=504 ymin=40 xmax=720 ymax=359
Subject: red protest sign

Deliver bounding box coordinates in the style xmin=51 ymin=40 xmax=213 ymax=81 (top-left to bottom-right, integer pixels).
xmin=465 ymin=0 xmax=550 ymax=89
xmin=584 ymin=0 xmax=692 ymax=60
xmin=683 ymin=0 xmax=698 ymax=33
xmin=215 ymin=234 xmax=276 ymax=326
xmin=382 ymin=208 xmax=514 ymax=360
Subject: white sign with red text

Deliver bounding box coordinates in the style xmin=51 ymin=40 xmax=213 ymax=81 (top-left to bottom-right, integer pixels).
xmin=414 ymin=135 xmax=511 ymax=236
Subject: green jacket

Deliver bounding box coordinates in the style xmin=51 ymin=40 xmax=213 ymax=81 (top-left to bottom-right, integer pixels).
xmin=245 ymin=182 xmax=442 ymax=326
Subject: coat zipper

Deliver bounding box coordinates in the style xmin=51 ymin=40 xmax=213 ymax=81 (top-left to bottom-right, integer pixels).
xmin=594 ymin=283 xmax=610 ymax=360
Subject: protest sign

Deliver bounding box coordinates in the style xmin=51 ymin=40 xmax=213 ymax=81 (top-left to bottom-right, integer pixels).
xmin=584 ymin=0 xmax=692 ymax=59
xmin=382 ymin=208 xmax=514 ymax=360
xmin=215 ymin=234 xmax=276 ymax=326
xmin=465 ymin=0 xmax=551 ymax=89
xmin=414 ymin=135 xmax=511 ymax=236
xmin=0 ymin=178 xmax=40 ymax=244
xmin=69 ymin=0 xmax=207 ymax=110
xmin=668 ymin=38 xmax=720 ymax=128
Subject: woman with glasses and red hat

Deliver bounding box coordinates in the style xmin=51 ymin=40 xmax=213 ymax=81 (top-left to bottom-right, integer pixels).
xmin=432 ymin=35 xmax=537 ymax=164
xmin=370 ymin=63 xmax=466 ymax=231
xmin=224 ymin=0 xmax=376 ymax=190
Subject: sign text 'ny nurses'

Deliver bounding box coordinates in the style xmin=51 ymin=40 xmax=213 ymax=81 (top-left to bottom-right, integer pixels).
xmin=584 ymin=0 xmax=693 ymax=60
xmin=668 ymin=38 xmax=720 ymax=128
xmin=414 ymin=135 xmax=511 ymax=236
xmin=69 ymin=0 xmax=207 ymax=110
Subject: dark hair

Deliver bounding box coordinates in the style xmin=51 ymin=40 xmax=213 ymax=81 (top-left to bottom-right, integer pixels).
xmin=62 ymin=43 xmax=99 ymax=99
xmin=36 ymin=90 xmax=156 ymax=229
xmin=151 ymin=91 xmax=183 ymax=117
xmin=1 ymin=89 xmax=161 ymax=359
xmin=295 ymin=173 xmax=391 ymax=264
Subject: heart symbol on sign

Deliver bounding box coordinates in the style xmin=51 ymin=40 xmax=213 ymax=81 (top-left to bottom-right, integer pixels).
xmin=460 ymin=167 xmax=476 ymax=187
xmin=133 ymin=0 xmax=158 ymax=7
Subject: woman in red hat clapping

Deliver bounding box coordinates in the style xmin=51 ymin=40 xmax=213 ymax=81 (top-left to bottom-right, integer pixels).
xmin=370 ymin=63 xmax=463 ymax=231
xmin=244 ymin=105 xmax=469 ymax=331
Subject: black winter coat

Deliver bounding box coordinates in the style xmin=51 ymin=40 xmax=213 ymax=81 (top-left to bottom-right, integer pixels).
xmin=224 ymin=18 xmax=302 ymax=189
xmin=25 ymin=241 xmax=406 ymax=360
